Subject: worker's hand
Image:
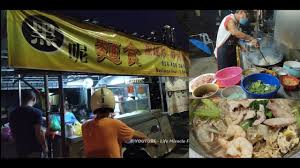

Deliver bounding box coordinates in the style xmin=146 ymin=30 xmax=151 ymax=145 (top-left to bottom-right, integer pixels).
xmin=250 ymin=39 xmax=260 ymax=48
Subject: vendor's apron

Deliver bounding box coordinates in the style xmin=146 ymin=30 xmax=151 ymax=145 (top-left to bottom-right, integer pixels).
xmin=217 ymin=35 xmax=239 ymax=70
xmin=214 ymin=13 xmax=239 ymax=70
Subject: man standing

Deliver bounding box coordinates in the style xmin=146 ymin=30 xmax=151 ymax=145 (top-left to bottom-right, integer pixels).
xmin=82 ymin=88 xmax=150 ymax=158
xmin=9 ymin=90 xmax=48 ymax=158
xmin=214 ymin=10 xmax=259 ymax=70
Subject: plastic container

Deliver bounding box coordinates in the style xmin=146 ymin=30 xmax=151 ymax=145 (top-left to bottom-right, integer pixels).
xmin=220 ymin=85 xmax=247 ymax=100
xmin=189 ymin=73 xmax=215 ymax=92
xmin=192 ymin=83 xmax=219 ymax=99
xmin=215 ymin=66 xmax=242 ymax=87
xmin=241 ymin=73 xmax=281 ymax=98
xmin=280 ymin=75 xmax=300 ymax=91
xmin=283 ymin=61 xmax=300 ymax=78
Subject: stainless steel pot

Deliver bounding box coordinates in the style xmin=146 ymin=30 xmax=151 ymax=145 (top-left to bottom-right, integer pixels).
xmin=189 ymin=99 xmax=300 ymax=158
xmin=190 ymin=126 xmax=300 ymax=158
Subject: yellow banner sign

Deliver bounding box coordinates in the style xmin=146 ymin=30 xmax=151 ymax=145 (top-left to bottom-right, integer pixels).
xmin=7 ymin=10 xmax=188 ymax=77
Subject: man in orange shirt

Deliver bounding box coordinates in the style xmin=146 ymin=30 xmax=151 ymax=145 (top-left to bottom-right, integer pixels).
xmin=82 ymin=88 xmax=149 ymax=158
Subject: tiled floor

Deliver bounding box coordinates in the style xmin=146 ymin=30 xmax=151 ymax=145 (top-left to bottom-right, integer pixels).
xmin=189 ymin=56 xmax=217 ymax=79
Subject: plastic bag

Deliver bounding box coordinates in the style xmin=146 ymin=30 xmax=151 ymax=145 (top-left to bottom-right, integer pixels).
xmin=73 ymin=122 xmax=82 ymax=136
xmin=50 ymin=116 xmax=61 ymax=131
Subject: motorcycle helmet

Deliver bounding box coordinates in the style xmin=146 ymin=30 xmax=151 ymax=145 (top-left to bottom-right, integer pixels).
xmin=90 ymin=87 xmax=115 ymax=113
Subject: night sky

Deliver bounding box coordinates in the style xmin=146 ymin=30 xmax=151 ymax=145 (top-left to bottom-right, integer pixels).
xmin=47 ymin=10 xmax=189 ymax=51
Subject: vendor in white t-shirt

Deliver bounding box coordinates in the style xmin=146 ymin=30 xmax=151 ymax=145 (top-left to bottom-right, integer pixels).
xmin=214 ymin=10 xmax=259 ymax=70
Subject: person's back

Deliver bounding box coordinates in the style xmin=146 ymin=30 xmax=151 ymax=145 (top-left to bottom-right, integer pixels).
xmin=82 ymin=88 xmax=149 ymax=158
xmin=9 ymin=106 xmax=43 ymax=157
xmin=82 ymin=117 xmax=134 ymax=158
xmin=9 ymin=90 xmax=47 ymax=158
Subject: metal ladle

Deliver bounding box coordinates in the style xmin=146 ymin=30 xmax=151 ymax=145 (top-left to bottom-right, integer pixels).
xmin=257 ymin=41 xmax=270 ymax=65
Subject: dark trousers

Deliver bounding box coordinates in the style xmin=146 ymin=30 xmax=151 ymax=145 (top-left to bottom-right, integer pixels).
xmin=217 ymin=44 xmax=237 ymax=70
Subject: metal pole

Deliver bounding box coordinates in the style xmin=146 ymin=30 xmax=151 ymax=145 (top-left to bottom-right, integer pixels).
xmin=58 ymin=74 xmax=66 ymax=157
xmin=158 ymin=77 xmax=165 ymax=112
xmin=20 ymin=79 xmax=40 ymax=95
xmin=44 ymin=74 xmax=52 ymax=158
xmin=157 ymin=77 xmax=169 ymax=152
xmin=18 ymin=74 xmax=22 ymax=107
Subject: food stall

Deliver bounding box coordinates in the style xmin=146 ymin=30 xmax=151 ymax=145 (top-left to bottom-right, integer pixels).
xmin=189 ymin=10 xmax=300 ymax=100
xmin=1 ymin=10 xmax=189 ymax=158
xmin=187 ymin=10 xmax=300 ymax=158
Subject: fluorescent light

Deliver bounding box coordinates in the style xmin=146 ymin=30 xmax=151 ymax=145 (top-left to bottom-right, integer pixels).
xmin=83 ymin=78 xmax=94 ymax=88
xmin=66 ymin=78 xmax=93 ymax=88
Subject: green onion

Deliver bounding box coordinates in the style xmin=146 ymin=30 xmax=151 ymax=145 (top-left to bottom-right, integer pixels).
xmin=240 ymin=119 xmax=254 ymax=130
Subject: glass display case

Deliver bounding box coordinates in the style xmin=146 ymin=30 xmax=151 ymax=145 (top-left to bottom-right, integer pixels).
xmin=107 ymin=84 xmax=151 ymax=117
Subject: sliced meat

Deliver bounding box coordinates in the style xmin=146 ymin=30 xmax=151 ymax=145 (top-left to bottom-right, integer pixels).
xmin=227 ymin=104 xmax=255 ymax=125
xmin=196 ymin=127 xmax=212 ymax=142
xmin=229 ymin=111 xmax=241 ymax=121
xmin=263 ymin=118 xmax=296 ymax=128
xmin=224 ymin=116 xmax=233 ymax=126
xmin=227 ymin=100 xmax=253 ymax=112
xmin=257 ymin=124 xmax=269 ymax=140
xmin=238 ymin=99 xmax=255 ymax=108
xmin=226 ymin=125 xmax=246 ymax=139
xmin=217 ymin=136 xmax=229 ymax=148
xmin=253 ymin=105 xmax=266 ymax=126
xmin=277 ymin=127 xmax=300 ymax=154
xmin=212 ymin=120 xmax=227 ymax=133
xmin=253 ymin=111 xmax=266 ymax=126
xmin=246 ymin=127 xmax=264 ymax=144
xmin=243 ymin=110 xmax=256 ymax=121
xmin=227 ymin=100 xmax=241 ymax=112
xmin=214 ymin=148 xmax=227 ymax=158
xmin=203 ymin=125 xmax=219 ymax=134
xmin=227 ymin=100 xmax=254 ymax=123
xmin=192 ymin=117 xmax=202 ymax=127
xmin=232 ymin=111 xmax=246 ymax=125
xmin=267 ymin=100 xmax=293 ymax=118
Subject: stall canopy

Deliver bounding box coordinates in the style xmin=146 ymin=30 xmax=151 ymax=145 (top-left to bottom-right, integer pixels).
xmin=7 ymin=10 xmax=189 ymax=77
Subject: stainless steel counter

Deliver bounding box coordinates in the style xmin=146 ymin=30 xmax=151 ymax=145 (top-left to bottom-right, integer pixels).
xmin=48 ymin=110 xmax=176 ymax=158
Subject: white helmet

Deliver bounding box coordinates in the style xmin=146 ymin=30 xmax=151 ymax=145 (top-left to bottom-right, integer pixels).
xmin=91 ymin=87 xmax=115 ymax=112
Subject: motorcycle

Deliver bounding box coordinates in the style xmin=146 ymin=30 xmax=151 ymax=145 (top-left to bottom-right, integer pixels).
xmin=123 ymin=125 xmax=160 ymax=158
xmin=123 ymin=139 xmax=153 ymax=158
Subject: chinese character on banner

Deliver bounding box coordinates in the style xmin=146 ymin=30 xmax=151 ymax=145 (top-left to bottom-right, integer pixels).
xmin=171 ymin=50 xmax=176 ymax=60
xmin=144 ymin=44 xmax=152 ymax=55
xmin=95 ymin=39 xmax=121 ymax=65
xmin=22 ymin=15 xmax=64 ymax=52
xmin=68 ymin=43 xmax=88 ymax=63
xmin=123 ymin=42 xmax=141 ymax=66
xmin=31 ymin=21 xmax=57 ymax=47
xmin=160 ymin=47 xmax=167 ymax=58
